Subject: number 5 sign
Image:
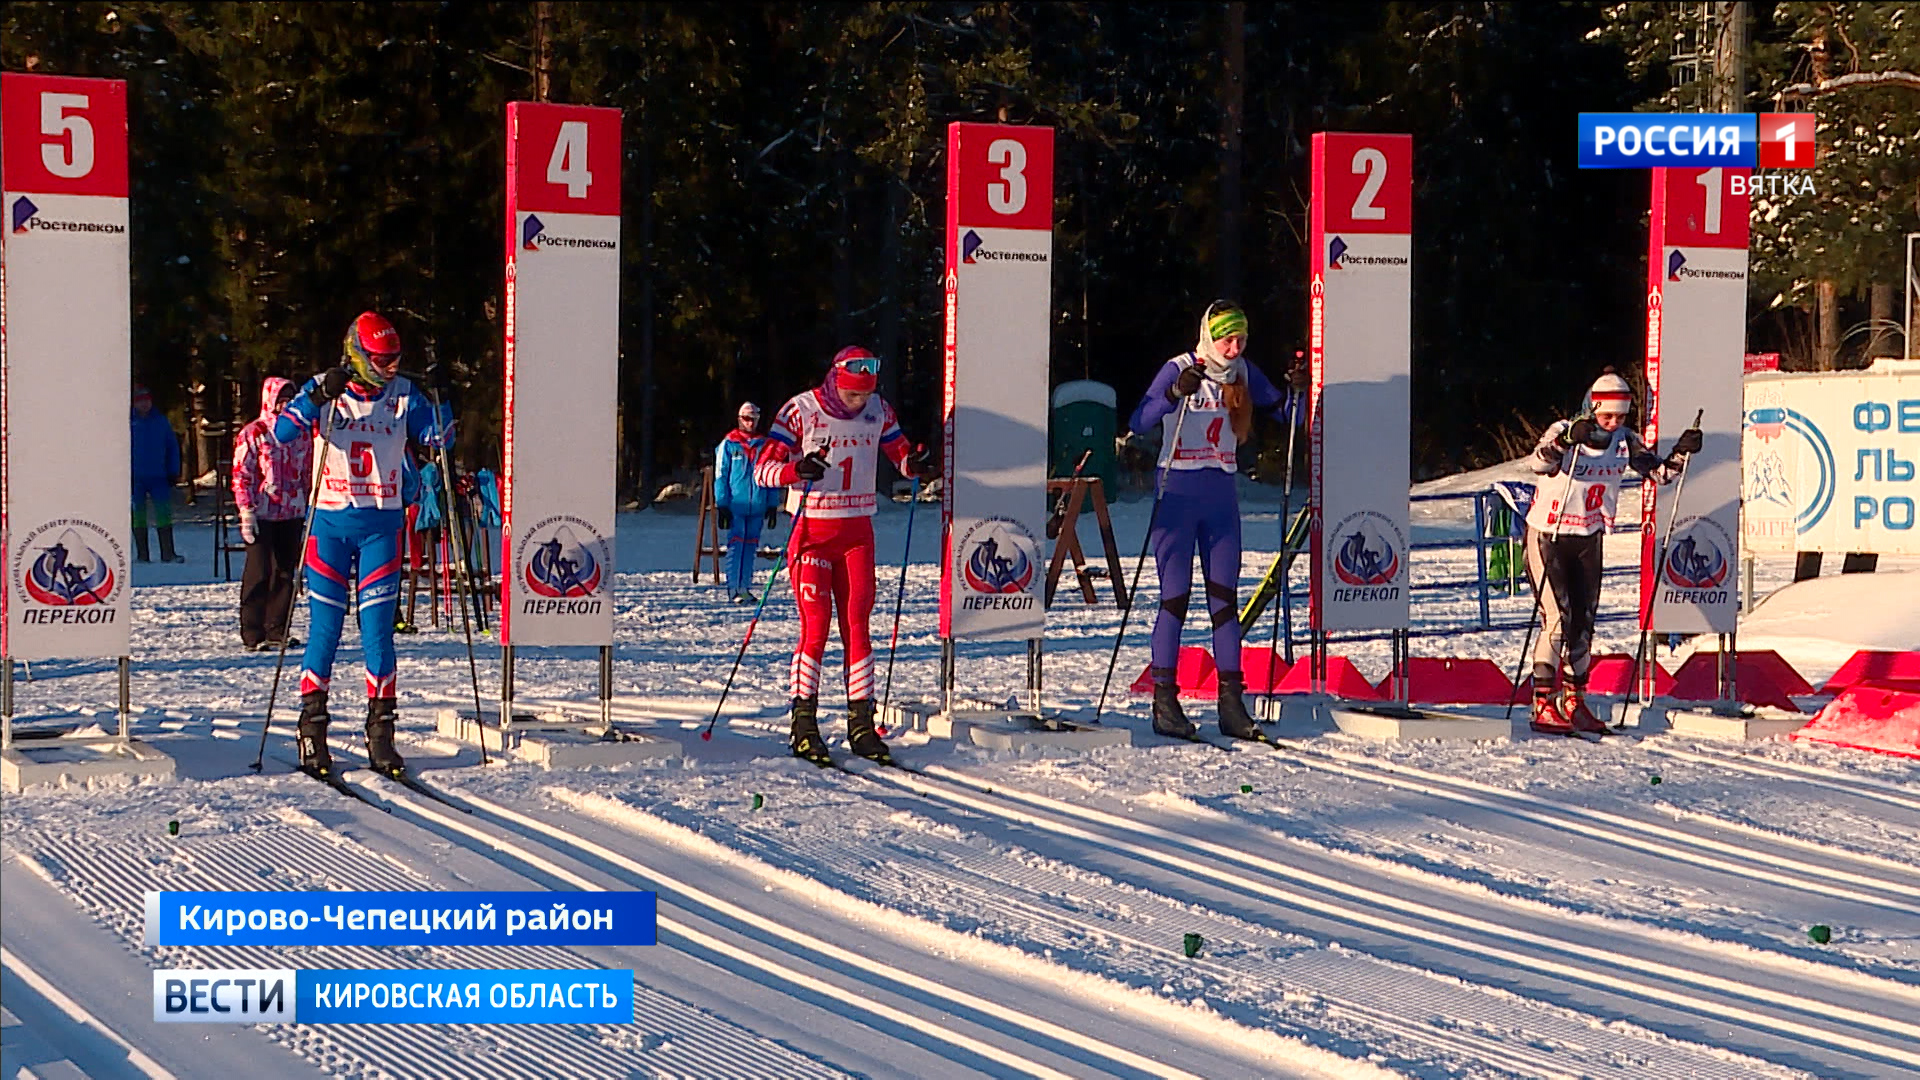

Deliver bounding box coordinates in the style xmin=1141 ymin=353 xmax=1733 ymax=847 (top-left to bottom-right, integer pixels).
xmin=1641 ymin=167 xmax=1749 ymax=633
xmin=3 ymin=73 xmax=134 ymax=661
xmin=502 ymin=101 xmax=621 ymax=647
xmin=1309 ymin=132 xmax=1413 ymax=634
xmin=940 ymin=122 xmax=1053 ymax=644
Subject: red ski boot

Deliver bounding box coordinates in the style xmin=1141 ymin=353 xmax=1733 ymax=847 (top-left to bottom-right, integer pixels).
xmin=1560 ymin=683 xmax=1612 ymax=736
xmin=1528 ymin=688 xmax=1575 ymax=736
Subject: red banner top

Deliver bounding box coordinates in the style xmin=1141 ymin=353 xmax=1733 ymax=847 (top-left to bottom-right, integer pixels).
xmin=949 ymin=122 xmax=1053 ymax=231
xmin=1653 ymin=166 xmax=1750 ymax=249
xmin=507 ymin=101 xmax=622 ymax=216
xmin=1311 ymin=132 xmax=1411 ymax=235
xmin=2 ymin=73 xmax=129 ymax=198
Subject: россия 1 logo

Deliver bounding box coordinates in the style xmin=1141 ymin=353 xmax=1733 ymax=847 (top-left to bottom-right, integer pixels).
xmin=1578 ymin=113 xmax=1815 ymax=170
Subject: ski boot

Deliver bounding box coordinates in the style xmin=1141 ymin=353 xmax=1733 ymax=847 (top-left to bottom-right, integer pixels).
xmin=1559 ymin=682 xmax=1612 ymax=736
xmin=1151 ymin=668 xmax=1198 ymax=739
xmin=845 ymin=698 xmax=891 ymax=765
xmin=365 ymin=698 xmax=406 ymax=777
xmin=297 ymin=692 xmax=334 ymax=775
xmin=132 ymin=527 xmax=152 ymax=564
xmin=1216 ymin=671 xmax=1270 ymax=743
xmin=1528 ymin=686 xmax=1575 ymax=736
xmin=790 ymin=696 xmax=831 ymax=766
xmin=157 ymin=525 xmax=188 ymax=564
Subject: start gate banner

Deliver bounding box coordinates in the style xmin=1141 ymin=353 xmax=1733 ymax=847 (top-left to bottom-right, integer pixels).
xmin=939 ymin=122 xmax=1052 ymax=642
xmin=3 ymin=73 xmax=132 ymax=660
xmin=1643 ymin=166 xmax=1749 ymax=633
xmin=502 ymin=101 xmax=621 ymax=647
xmin=1743 ymin=367 xmax=1920 ymax=555
xmin=1309 ymin=132 xmax=1413 ymax=633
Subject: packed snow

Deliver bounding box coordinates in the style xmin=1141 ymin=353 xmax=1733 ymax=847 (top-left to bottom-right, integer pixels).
xmin=3 ymin=482 xmax=1917 ymax=1079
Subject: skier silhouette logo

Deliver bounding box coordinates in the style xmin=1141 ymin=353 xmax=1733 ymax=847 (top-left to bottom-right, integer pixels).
xmin=23 ymin=530 xmax=116 ymax=606
xmin=1664 ymin=530 xmax=1729 ymax=590
xmin=1747 ymin=451 xmax=1792 ymax=508
xmin=522 ymin=215 xmax=545 ymax=251
xmin=1333 ymin=526 xmax=1398 ymax=586
xmin=12 ymin=196 xmax=38 ymax=234
xmin=524 ymin=524 xmax=603 ymax=598
xmin=964 ymin=534 xmax=1033 ymax=594
xmin=1328 ymin=236 xmax=1348 ymax=269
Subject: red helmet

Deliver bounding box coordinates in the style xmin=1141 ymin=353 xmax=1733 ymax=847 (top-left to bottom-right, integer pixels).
xmin=831 ymin=346 xmax=879 ymax=393
xmin=344 ymin=311 xmax=402 ymax=388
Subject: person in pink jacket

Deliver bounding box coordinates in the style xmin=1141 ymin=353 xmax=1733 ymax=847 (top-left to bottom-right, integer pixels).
xmin=232 ymin=376 xmax=313 ymax=650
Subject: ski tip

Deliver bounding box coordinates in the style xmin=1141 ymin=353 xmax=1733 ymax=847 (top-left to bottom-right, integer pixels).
xmin=700 ymin=731 xmax=713 ymax=742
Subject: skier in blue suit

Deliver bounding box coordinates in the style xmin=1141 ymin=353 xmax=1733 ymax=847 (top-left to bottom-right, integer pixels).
xmin=271 ymin=311 xmax=451 ymax=778
xmin=713 ymin=401 xmax=780 ymax=603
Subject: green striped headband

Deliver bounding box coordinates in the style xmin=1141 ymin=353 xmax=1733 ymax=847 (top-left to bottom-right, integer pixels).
xmin=1206 ymin=306 xmax=1248 ymax=341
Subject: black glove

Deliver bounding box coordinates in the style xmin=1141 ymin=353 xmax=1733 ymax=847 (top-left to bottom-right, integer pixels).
xmin=1167 ymin=365 xmax=1206 ymax=402
xmin=717 ymin=507 xmax=732 ymax=530
xmin=1286 ymin=356 xmax=1310 ymax=393
xmin=1671 ymin=427 xmax=1704 ymax=456
xmin=765 ymin=508 xmax=778 ymax=529
xmin=794 ymin=449 xmax=830 ymax=483
xmin=905 ymin=443 xmax=937 ymax=480
xmin=1558 ymin=414 xmax=1599 ymax=449
xmin=314 ymin=365 xmax=352 ymax=403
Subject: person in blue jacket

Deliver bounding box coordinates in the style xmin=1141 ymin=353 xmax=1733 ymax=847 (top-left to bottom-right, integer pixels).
xmin=270 ymin=311 xmax=452 ymax=778
xmin=1129 ymin=301 xmax=1305 ymax=742
xmin=130 ymin=384 xmax=187 ymax=563
xmin=713 ymin=401 xmax=779 ymax=603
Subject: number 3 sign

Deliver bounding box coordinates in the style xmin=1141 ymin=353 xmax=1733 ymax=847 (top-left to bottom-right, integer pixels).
xmin=949 ymin=123 xmax=1052 ymax=232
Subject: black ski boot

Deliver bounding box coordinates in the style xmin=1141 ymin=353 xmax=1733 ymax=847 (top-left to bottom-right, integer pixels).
xmin=1151 ymin=668 xmax=1198 ymax=739
xmin=1216 ymin=671 xmax=1269 ymax=742
xmin=132 ymin=527 xmax=151 ymax=564
xmin=845 ymin=699 xmax=891 ymax=764
xmin=157 ymin=525 xmax=187 ymax=564
xmin=790 ymin=696 xmax=831 ymax=766
xmin=297 ymin=692 xmax=333 ymax=775
xmin=365 ymin=698 xmax=406 ymax=777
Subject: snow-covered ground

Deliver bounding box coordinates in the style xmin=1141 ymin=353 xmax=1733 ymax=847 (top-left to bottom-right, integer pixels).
xmin=4 ymin=484 xmax=1918 ymax=1079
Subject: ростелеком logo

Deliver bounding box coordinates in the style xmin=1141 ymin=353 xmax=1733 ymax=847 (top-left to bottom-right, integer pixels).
xmin=962 ymin=229 xmax=984 ymax=264
xmin=521 ymin=214 xmax=545 ymax=251
xmin=1327 ymin=236 xmax=1348 ymax=269
xmin=12 ymin=195 xmax=39 ymax=234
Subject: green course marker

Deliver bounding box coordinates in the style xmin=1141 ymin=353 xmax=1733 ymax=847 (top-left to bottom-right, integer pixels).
xmin=1649 ymin=775 xmax=1662 ymax=785
xmin=1240 ymin=784 xmax=1252 ymax=794
xmin=751 ymin=794 xmax=764 ymax=811
xmin=1808 ymin=924 xmax=1831 ymax=944
xmin=1182 ymin=932 xmax=1203 ymax=958
xmin=167 ymin=820 xmax=179 ymax=836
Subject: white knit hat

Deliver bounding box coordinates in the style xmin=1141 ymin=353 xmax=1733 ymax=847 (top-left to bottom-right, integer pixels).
xmin=1585 ymin=369 xmax=1634 ymax=416
xmin=737 ymin=401 xmax=761 ymax=420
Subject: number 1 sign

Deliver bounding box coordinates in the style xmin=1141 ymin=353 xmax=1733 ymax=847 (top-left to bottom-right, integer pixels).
xmin=3 ymin=73 xmax=133 ymax=660
xmin=1642 ymin=167 xmax=1748 ymax=632
xmin=940 ymin=122 xmax=1053 ymax=643
xmin=1309 ymin=133 xmax=1413 ymax=633
xmin=502 ymin=101 xmax=621 ymax=647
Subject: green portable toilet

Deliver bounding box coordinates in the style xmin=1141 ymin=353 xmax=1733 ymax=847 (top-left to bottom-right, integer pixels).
xmin=1050 ymin=380 xmax=1118 ymax=495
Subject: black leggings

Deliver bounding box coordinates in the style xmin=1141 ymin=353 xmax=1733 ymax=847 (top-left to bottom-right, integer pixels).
xmin=1524 ymin=527 xmax=1604 ymax=686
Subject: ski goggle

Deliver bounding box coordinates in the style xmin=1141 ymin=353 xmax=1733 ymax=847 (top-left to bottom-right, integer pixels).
xmin=835 ymin=353 xmax=880 ymax=377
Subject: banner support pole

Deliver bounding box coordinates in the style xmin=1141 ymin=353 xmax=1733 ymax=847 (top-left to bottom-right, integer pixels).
xmin=599 ymin=644 xmax=613 ymax=737
xmin=118 ymin=656 xmax=131 ymax=750
xmin=501 ymin=645 xmax=515 ymax=739
xmin=3 ymin=660 xmax=13 ymax=751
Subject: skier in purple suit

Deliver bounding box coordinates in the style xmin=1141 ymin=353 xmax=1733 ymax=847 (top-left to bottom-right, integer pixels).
xmin=1128 ymin=301 xmax=1305 ymax=740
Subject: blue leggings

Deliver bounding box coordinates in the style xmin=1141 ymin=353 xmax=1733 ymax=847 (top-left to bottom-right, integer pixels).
xmin=723 ymin=503 xmax=765 ymax=596
xmin=300 ymin=508 xmax=405 ymax=701
xmin=1150 ymin=468 xmax=1243 ymax=677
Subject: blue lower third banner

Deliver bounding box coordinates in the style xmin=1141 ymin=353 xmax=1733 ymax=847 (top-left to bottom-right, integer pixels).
xmin=145 ymin=890 xmax=657 ymax=948
xmin=154 ymin=968 xmax=634 ymax=1024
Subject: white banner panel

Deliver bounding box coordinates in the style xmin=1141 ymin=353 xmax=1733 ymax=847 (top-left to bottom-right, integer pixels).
xmin=940 ymin=123 xmax=1052 ymax=642
xmin=3 ymin=74 xmax=132 ymax=660
xmin=1309 ymin=133 xmax=1412 ymax=633
xmin=1743 ymin=368 xmax=1920 ymax=555
xmin=1644 ymin=167 xmax=1749 ymax=633
xmin=502 ymin=103 xmax=621 ymax=647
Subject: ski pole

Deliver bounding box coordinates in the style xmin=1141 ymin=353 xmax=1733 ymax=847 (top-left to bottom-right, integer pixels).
xmin=252 ymin=395 xmax=338 ymax=773
xmin=1094 ymin=397 xmax=1191 ymax=724
xmin=1616 ymin=408 xmax=1703 ymax=729
xmin=1264 ymin=393 xmax=1303 ymax=721
xmin=426 ymin=382 xmax=490 ymax=765
xmin=1504 ymin=438 xmax=1582 ymax=724
xmin=879 ymin=474 xmax=922 ymax=725
xmin=703 ymin=480 xmax=814 ymax=741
